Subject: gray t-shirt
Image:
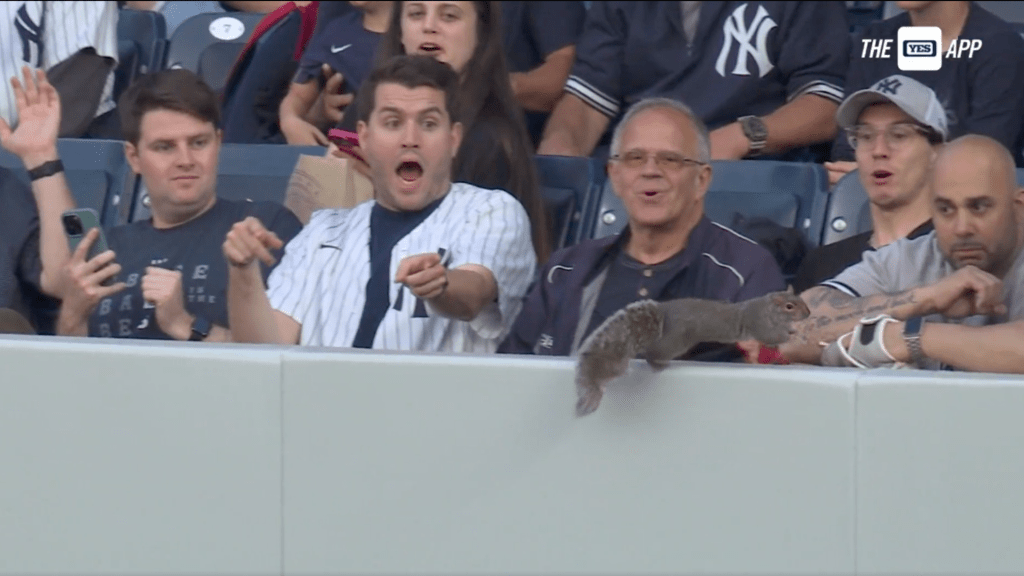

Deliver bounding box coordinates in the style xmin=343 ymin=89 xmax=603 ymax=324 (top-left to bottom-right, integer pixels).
xmin=821 ymin=230 xmax=1024 ymax=368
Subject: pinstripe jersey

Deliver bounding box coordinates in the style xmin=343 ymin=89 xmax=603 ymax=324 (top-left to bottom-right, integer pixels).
xmin=0 ymin=1 xmax=118 ymax=127
xmin=267 ymin=182 xmax=537 ymax=352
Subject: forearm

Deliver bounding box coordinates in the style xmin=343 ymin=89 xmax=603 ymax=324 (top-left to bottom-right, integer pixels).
xmin=511 ymin=47 xmax=575 ymax=113
xmin=881 ymin=320 xmax=1024 ymax=374
xmin=782 ymin=286 xmax=932 ymax=364
xmin=427 ymin=268 xmax=498 ymax=322
xmin=56 ymin=305 xmax=89 ymax=337
xmin=280 ymin=82 xmax=321 ymax=126
xmin=537 ymin=93 xmax=609 ymax=157
xmin=24 ymin=149 xmax=75 ymax=296
xmin=760 ymin=94 xmax=840 ymax=155
xmin=227 ymin=265 xmax=291 ymax=344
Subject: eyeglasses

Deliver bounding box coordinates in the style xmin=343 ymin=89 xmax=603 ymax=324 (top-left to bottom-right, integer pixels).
xmin=611 ymin=150 xmax=707 ymax=171
xmin=845 ymin=123 xmax=934 ymax=150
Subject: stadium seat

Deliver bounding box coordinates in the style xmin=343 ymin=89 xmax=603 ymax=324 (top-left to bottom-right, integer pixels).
xmin=1018 ymin=167 xmax=1024 ymax=186
xmin=589 ymin=160 xmax=828 ymax=246
xmin=128 ymin=143 xmax=324 ymax=222
xmin=813 ymin=170 xmax=872 ymax=247
xmin=117 ymin=8 xmax=168 ymax=75
xmin=164 ymin=12 xmax=264 ymax=94
xmin=221 ymin=10 xmax=302 ymax=144
xmin=535 ymin=155 xmax=604 ymax=250
xmin=114 ymin=39 xmax=141 ymax=101
xmin=0 ymin=139 xmax=137 ymax=228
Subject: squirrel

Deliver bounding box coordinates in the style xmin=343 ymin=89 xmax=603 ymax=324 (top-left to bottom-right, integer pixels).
xmin=574 ymin=289 xmax=811 ymax=417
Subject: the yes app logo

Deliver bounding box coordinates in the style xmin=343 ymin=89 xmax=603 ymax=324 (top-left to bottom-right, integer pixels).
xmin=898 ymin=26 xmax=942 ymax=71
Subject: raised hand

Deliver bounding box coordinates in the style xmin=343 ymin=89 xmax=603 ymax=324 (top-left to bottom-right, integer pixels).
xmin=59 ymin=229 xmax=126 ymax=335
xmin=0 ymin=66 xmax=61 ymax=163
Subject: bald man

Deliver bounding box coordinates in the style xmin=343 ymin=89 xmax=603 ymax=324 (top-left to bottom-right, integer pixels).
xmin=780 ymin=134 xmax=1024 ymax=371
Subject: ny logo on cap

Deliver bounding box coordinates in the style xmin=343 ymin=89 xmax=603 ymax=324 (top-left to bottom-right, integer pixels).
xmin=875 ymin=77 xmax=902 ymax=95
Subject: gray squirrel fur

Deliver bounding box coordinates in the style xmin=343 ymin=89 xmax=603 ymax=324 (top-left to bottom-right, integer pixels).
xmin=574 ymin=289 xmax=810 ymax=416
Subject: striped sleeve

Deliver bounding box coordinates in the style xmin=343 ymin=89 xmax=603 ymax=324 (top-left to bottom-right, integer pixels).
xmin=562 ymin=1 xmax=624 ymax=118
xmin=266 ymin=210 xmax=333 ymax=327
xmin=778 ymin=1 xmax=848 ymax=105
xmin=446 ymin=190 xmax=537 ymax=340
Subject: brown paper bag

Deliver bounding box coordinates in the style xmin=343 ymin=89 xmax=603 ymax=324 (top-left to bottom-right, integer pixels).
xmin=284 ymin=154 xmax=374 ymax=224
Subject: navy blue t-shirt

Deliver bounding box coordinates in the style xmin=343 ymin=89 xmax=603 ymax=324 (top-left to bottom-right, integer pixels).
xmin=501 ymin=1 xmax=586 ymax=146
xmin=351 ymin=198 xmax=443 ymax=348
xmin=566 ymin=1 xmax=849 ymax=152
xmin=830 ymin=3 xmax=1024 ymax=165
xmin=88 ymin=198 xmax=302 ymax=339
xmin=294 ymin=9 xmax=380 ymax=96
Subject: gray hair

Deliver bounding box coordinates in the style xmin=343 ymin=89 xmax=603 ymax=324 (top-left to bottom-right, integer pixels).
xmin=609 ymin=97 xmax=711 ymax=163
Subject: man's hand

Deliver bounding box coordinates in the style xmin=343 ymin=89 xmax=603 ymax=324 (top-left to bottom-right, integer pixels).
xmin=326 ymin=141 xmax=371 ymax=179
xmin=825 ymin=160 xmax=857 ymax=186
xmin=321 ymin=65 xmax=353 ymax=124
xmin=59 ymin=229 xmax=126 ymax=334
xmin=709 ymin=122 xmax=751 ymax=160
xmin=395 ymin=252 xmax=448 ymax=300
xmin=223 ymin=217 xmax=284 ymax=270
xmin=920 ymin=265 xmax=1007 ymax=318
xmin=0 ymin=66 xmax=61 ymax=165
xmin=141 ymin=267 xmax=194 ymax=340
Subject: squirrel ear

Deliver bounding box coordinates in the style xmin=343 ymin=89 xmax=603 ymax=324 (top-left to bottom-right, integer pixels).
xmin=786 ymin=285 xmax=794 ymax=295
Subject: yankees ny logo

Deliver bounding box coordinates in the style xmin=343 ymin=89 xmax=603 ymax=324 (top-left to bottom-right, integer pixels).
xmin=15 ymin=3 xmax=44 ymax=67
xmin=875 ymin=77 xmax=902 ymax=95
xmin=715 ymin=3 xmax=778 ymax=78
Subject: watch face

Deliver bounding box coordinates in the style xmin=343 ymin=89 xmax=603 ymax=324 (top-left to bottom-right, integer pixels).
xmin=745 ymin=117 xmax=768 ymax=141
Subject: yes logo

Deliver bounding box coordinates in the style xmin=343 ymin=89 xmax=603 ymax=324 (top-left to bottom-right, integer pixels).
xmin=715 ymin=3 xmax=778 ymax=78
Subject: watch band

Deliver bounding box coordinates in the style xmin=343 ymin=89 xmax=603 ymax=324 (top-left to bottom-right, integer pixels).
xmin=28 ymin=159 xmax=64 ymax=181
xmin=189 ymin=315 xmax=211 ymax=342
xmin=903 ymin=316 xmax=926 ymax=367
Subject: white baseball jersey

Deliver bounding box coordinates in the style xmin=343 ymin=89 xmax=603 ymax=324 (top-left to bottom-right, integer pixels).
xmin=267 ymin=182 xmax=537 ymax=353
xmin=0 ymin=1 xmax=118 ymax=128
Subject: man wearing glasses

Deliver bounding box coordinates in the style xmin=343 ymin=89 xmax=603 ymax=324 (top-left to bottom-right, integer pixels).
xmin=499 ymin=97 xmax=786 ymax=357
xmin=792 ymin=74 xmax=947 ymax=292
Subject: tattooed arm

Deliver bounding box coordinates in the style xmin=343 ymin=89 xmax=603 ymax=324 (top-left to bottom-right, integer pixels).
xmin=781 ymin=265 xmax=1007 ymax=364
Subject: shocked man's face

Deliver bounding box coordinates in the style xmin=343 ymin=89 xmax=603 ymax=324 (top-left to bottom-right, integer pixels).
xmin=357 ymin=82 xmax=462 ymax=213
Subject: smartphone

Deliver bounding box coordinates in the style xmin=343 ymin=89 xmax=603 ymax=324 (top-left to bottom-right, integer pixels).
xmin=62 ymin=208 xmax=110 ymax=262
xmin=327 ymin=128 xmax=365 ymax=164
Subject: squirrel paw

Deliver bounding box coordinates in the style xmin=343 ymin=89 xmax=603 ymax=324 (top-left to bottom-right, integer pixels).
xmin=575 ymin=379 xmax=604 ymax=417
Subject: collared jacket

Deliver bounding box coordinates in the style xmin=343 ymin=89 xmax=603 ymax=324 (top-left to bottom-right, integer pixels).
xmin=499 ymin=217 xmax=787 ymax=356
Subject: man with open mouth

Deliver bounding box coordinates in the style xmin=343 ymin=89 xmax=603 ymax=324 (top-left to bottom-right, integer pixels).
xmin=779 ymin=134 xmax=1024 ymax=373
xmin=224 ymin=55 xmax=536 ymax=352
xmin=793 ymin=74 xmax=947 ymax=292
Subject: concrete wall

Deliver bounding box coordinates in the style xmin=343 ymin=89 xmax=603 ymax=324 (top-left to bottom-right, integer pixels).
xmin=0 ymin=335 xmax=1023 ymax=575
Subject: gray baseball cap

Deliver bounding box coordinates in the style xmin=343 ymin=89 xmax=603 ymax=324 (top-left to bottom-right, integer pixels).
xmin=835 ymin=74 xmax=948 ymax=140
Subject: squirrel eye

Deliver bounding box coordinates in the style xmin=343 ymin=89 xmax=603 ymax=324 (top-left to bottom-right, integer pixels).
xmin=785 ymin=303 xmax=794 ymax=310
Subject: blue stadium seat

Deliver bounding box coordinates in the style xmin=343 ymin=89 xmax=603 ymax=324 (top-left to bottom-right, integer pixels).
xmin=221 ymin=10 xmax=302 ymax=143
xmin=535 ymin=155 xmax=604 ymax=250
xmin=117 ymin=8 xmax=168 ymax=75
xmin=164 ymin=12 xmax=264 ymax=94
xmin=813 ymin=170 xmax=872 ymax=247
xmin=0 ymin=139 xmax=136 ymax=228
xmin=1018 ymin=167 xmax=1024 ymax=186
xmin=115 ymin=39 xmax=141 ymax=101
xmin=129 ymin=143 xmax=324 ymax=222
xmin=590 ymin=160 xmax=828 ymax=245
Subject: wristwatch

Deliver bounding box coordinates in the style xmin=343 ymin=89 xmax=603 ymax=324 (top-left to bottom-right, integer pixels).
xmin=902 ymin=316 xmax=926 ymax=367
xmin=189 ymin=315 xmax=211 ymax=342
xmin=738 ymin=115 xmax=768 ymax=156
